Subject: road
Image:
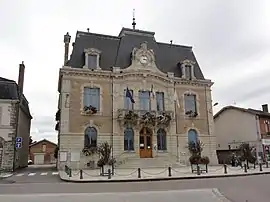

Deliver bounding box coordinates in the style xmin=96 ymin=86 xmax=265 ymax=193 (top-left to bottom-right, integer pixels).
xmin=0 ymin=165 xmax=62 ymax=184
xmin=1 ymin=166 xmax=270 ymax=202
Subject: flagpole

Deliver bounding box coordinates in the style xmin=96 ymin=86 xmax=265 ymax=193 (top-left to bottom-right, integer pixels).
xmin=174 ymin=81 xmax=179 ymax=162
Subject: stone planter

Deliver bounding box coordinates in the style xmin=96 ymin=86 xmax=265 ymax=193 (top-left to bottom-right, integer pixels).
xmin=99 ymin=164 xmax=114 ymax=176
xmin=191 ymin=164 xmax=208 ymax=173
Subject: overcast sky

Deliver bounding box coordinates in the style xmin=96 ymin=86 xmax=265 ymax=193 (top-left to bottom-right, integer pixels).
xmin=1 ymin=0 xmax=269 ymax=143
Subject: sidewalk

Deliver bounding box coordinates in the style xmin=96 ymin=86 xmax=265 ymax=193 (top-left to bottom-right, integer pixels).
xmin=0 ymin=172 xmax=13 ymax=179
xmin=59 ymin=165 xmax=270 ymax=182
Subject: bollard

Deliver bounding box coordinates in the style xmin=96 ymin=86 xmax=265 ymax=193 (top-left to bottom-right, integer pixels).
xmin=259 ymin=163 xmax=263 ymax=171
xmin=244 ymin=164 xmax=247 ymax=173
xmin=69 ymin=168 xmax=72 ymax=177
xmin=196 ymin=165 xmax=200 ymax=175
xmin=80 ymin=169 xmax=83 ymax=179
xmin=138 ymin=168 xmax=141 ymax=178
xmin=108 ymin=169 xmax=111 ymax=179
xmin=266 ymin=161 xmax=269 ymax=168
xmin=254 ymin=163 xmax=256 ymax=169
xmin=224 ymin=164 xmax=227 ymax=174
xmin=168 ymin=166 xmax=172 ymax=177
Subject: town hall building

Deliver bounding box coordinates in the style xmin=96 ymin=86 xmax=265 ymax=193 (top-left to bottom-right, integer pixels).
xmin=56 ymin=22 xmax=218 ymax=170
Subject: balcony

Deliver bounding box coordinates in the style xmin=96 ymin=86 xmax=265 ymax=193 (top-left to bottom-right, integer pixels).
xmin=117 ymin=109 xmax=174 ymax=129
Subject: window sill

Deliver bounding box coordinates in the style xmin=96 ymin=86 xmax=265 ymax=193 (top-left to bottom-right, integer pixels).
xmin=123 ymin=150 xmax=136 ymax=153
xmin=81 ymin=111 xmax=102 ymax=116
xmin=157 ymin=150 xmax=168 ymax=153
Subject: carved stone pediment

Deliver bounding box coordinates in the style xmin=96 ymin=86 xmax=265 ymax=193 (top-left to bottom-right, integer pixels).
xmin=124 ymin=42 xmax=165 ymax=76
xmin=181 ymin=59 xmax=196 ymax=65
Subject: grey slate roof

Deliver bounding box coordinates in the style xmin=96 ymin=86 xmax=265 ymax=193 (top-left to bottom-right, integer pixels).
xmin=214 ymin=106 xmax=270 ymax=120
xmin=67 ymin=28 xmax=205 ymax=79
xmin=0 ymin=77 xmax=32 ymax=118
xmin=0 ymin=77 xmax=19 ymax=100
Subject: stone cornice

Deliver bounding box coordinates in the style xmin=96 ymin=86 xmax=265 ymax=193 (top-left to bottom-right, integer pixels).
xmin=60 ymin=67 xmax=213 ymax=87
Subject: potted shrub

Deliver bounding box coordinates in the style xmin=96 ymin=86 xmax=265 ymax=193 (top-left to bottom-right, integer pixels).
xmin=123 ymin=111 xmax=139 ymax=127
xmin=97 ymin=142 xmax=116 ymax=176
xmin=82 ymin=146 xmax=97 ymax=169
xmin=188 ymin=140 xmax=209 ymax=173
xmin=140 ymin=112 xmax=156 ymax=127
xmin=83 ymin=105 xmax=97 ymax=115
xmin=156 ymin=112 xmax=172 ymax=128
xmin=239 ymin=143 xmax=257 ymax=167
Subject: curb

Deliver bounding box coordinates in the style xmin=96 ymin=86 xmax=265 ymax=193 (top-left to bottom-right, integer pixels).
xmin=0 ymin=173 xmax=13 ymax=180
xmin=60 ymin=171 xmax=270 ymax=183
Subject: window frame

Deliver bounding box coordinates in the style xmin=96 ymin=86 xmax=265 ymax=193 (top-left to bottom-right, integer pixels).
xmin=157 ymin=128 xmax=167 ymax=151
xmin=139 ymin=90 xmax=151 ymax=111
xmin=83 ymin=48 xmax=101 ymax=69
xmin=124 ymin=127 xmax=134 ymax=151
xmin=84 ymin=127 xmax=98 ymax=148
xmin=83 ymin=87 xmax=100 ymax=111
xmin=156 ymin=92 xmax=165 ymax=111
xmin=184 ymin=94 xmax=197 ymax=113
xmin=124 ymin=89 xmax=134 ymax=110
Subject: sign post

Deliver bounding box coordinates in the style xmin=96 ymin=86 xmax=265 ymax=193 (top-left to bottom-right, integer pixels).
xmin=15 ymin=137 xmax=22 ymax=149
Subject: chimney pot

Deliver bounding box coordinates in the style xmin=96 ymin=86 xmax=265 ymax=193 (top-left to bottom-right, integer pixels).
xmin=18 ymin=62 xmax=25 ymax=94
xmin=262 ymin=104 xmax=268 ymax=113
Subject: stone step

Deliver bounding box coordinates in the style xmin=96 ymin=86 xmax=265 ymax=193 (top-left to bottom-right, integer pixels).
xmin=115 ymin=158 xmax=185 ymax=169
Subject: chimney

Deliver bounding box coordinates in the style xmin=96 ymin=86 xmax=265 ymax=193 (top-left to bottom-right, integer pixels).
xmin=262 ymin=104 xmax=269 ymax=113
xmin=18 ymin=61 xmax=25 ymax=94
xmin=64 ymin=32 xmax=71 ymax=65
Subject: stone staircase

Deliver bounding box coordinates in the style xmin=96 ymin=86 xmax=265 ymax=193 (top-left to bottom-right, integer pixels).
xmin=115 ymin=156 xmax=185 ymax=169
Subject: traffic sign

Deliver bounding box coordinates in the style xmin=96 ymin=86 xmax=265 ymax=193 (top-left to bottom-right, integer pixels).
xmin=16 ymin=142 xmax=22 ymax=149
xmin=16 ymin=137 xmax=22 ymax=143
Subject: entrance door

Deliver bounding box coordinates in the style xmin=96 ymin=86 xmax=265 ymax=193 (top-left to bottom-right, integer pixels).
xmin=139 ymin=127 xmax=153 ymax=158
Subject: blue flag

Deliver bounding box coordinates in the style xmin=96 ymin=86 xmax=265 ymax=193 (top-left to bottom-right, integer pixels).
xmin=126 ymin=87 xmax=135 ymax=103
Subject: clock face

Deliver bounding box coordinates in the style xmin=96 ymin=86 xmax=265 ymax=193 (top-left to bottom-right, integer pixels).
xmin=140 ymin=56 xmax=148 ymax=64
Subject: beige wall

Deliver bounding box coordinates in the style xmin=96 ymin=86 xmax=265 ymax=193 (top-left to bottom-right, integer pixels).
xmin=58 ymin=67 xmax=218 ymax=168
xmin=16 ymin=104 xmax=31 ymax=169
xmin=214 ymin=109 xmax=257 ymax=150
xmin=0 ymin=102 xmax=13 ymax=141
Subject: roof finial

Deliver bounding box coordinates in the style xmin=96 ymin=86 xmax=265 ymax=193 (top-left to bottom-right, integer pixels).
xmin=87 ymin=28 xmax=89 ymax=32
xmin=132 ymin=9 xmax=136 ymax=30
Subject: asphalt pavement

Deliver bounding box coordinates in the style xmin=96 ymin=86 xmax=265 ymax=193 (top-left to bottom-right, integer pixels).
xmin=0 ymin=189 xmax=230 ymax=202
xmin=0 ymin=166 xmax=270 ymax=202
xmin=0 ymin=164 xmax=62 ymax=184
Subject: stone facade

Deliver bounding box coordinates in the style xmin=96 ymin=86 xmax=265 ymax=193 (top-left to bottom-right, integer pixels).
xmin=0 ymin=99 xmax=31 ymax=171
xmin=57 ymin=47 xmax=218 ymax=170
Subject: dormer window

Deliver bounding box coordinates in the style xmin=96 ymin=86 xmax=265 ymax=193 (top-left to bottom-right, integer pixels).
xmin=185 ymin=65 xmax=192 ymax=80
xmin=83 ymin=48 xmax=101 ymax=69
xmin=180 ymin=59 xmax=196 ymax=80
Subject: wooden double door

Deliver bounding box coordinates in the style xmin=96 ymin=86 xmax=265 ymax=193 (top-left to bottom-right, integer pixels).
xmin=139 ymin=127 xmax=153 ymax=158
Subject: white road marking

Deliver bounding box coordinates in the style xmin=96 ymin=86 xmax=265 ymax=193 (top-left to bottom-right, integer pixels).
xmin=52 ymin=172 xmax=59 ymax=175
xmin=28 ymin=173 xmax=36 ymax=176
xmin=16 ymin=173 xmax=24 ymax=177
xmin=40 ymin=172 xmax=48 ymax=176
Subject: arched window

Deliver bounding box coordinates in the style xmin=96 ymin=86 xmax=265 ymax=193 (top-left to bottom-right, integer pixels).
xmin=84 ymin=127 xmax=97 ymax=148
xmin=157 ymin=129 xmax=167 ymax=150
xmin=124 ymin=128 xmax=134 ymax=151
xmin=188 ymin=129 xmax=198 ymax=143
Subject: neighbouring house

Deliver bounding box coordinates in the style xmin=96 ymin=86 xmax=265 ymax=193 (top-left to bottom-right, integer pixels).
xmin=214 ymin=104 xmax=270 ymax=164
xmin=29 ymin=139 xmax=57 ymax=165
xmin=0 ymin=62 xmax=32 ymax=171
xmin=56 ymin=22 xmax=218 ymax=170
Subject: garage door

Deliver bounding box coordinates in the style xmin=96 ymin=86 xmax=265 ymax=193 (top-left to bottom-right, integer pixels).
xmin=34 ymin=154 xmax=44 ymax=165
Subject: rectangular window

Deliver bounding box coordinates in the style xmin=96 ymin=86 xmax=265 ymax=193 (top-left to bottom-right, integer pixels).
xmin=139 ymin=91 xmax=151 ymax=111
xmin=185 ymin=65 xmax=192 ymax=80
xmin=124 ymin=89 xmax=134 ymax=110
xmin=156 ymin=92 xmax=164 ymax=111
xmin=42 ymin=144 xmax=46 ymax=152
xmin=83 ymin=87 xmax=100 ymax=111
xmin=184 ymin=94 xmax=197 ymax=113
xmin=87 ymin=55 xmax=97 ymax=69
